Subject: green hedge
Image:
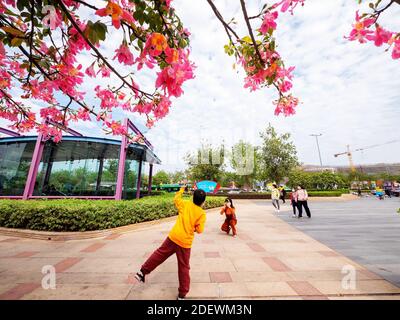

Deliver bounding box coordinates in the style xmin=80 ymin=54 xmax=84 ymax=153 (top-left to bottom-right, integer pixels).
xmin=0 ymin=194 xmax=225 ymax=232
xmin=307 ymin=191 xmax=344 ymax=197
xmin=213 ymin=190 xmax=347 ymax=199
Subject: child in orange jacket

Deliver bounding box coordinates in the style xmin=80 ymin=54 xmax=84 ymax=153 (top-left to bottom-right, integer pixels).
xmin=220 ymin=198 xmax=237 ymax=237
xmin=135 ymin=186 xmax=207 ymax=300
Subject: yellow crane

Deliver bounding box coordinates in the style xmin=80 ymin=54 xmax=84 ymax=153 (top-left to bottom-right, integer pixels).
xmin=334 ymin=140 xmax=400 ymax=172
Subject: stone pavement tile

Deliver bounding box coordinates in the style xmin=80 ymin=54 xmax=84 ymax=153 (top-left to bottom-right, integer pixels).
xmin=231 ymin=257 xmax=273 ymax=272
xmin=210 ymin=272 xmax=232 ymax=283
xmin=0 ymin=283 xmax=41 ymax=300
xmin=329 ymin=295 xmax=400 ymax=300
xmin=218 ymin=282 xmax=251 ymax=298
xmin=269 ymin=251 xmax=325 ymax=259
xmin=237 ymin=234 xmax=252 ymax=241
xmin=187 ymin=283 xmax=219 ymax=299
xmin=204 ymin=252 xmax=220 ymax=258
xmin=57 ymin=272 xmax=128 ymax=285
xmin=287 ymin=281 xmax=325 ymax=297
xmin=127 ymin=283 xmax=178 ymax=300
xmin=11 ymin=251 xmax=39 ymax=258
xmin=0 ymin=238 xmax=20 ymax=243
xmin=55 ymin=257 xmax=83 ymax=273
xmin=267 ymin=243 xmax=328 ymax=253
xmin=302 ymin=295 xmax=329 ymax=300
xmin=145 ymin=272 xmax=210 ymax=284
xmin=104 ymin=233 xmax=122 ymax=240
xmin=0 ymin=271 xmax=45 ymax=285
xmin=246 ymin=242 xmax=266 ymax=252
xmin=0 ymin=284 xmax=17 ymax=296
xmin=281 ymin=257 xmax=357 ymax=271
xmin=66 ymin=258 xmax=138 ymax=273
xmin=220 ymin=243 xmax=256 ymax=253
xmin=310 ymin=279 xmax=400 ymax=295
xmin=245 ymin=282 xmax=298 ymax=298
xmin=358 ymin=269 xmax=383 ymax=280
xmin=80 ymin=242 xmax=107 ymax=253
xmin=189 ymin=258 xmax=237 ymax=272
xmin=262 ymin=257 xmax=292 ymax=272
xmin=0 ymin=257 xmax=62 ymax=273
xmin=318 ymin=251 xmax=341 ymax=257
xmin=202 ymin=239 xmax=215 ymax=244
xmin=287 ymin=270 xmax=345 ymax=282
xmin=230 ymin=271 xmax=293 ymax=283
xmin=22 ymin=284 xmax=132 ymax=300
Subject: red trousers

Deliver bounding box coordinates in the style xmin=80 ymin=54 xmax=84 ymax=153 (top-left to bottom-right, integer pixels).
xmin=221 ymin=218 xmax=237 ymax=235
xmin=141 ymin=237 xmax=191 ymax=297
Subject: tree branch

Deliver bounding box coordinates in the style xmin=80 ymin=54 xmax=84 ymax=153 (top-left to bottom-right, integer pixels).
xmin=240 ymin=0 xmax=264 ymax=66
xmin=59 ymin=1 xmax=153 ymax=99
xmin=206 ymin=0 xmax=241 ymax=41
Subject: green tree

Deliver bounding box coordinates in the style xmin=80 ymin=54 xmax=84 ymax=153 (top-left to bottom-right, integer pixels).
xmin=185 ymin=144 xmax=225 ymax=182
xmin=153 ymin=170 xmax=170 ymax=186
xmin=168 ymin=171 xmax=186 ymax=184
xmin=229 ymin=140 xmax=256 ymax=188
xmin=257 ymin=124 xmax=299 ymax=184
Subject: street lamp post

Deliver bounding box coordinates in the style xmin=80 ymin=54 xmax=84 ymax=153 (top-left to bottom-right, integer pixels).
xmin=310 ymin=133 xmax=323 ymax=167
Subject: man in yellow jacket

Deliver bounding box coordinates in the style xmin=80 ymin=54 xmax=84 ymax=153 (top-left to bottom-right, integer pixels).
xmin=135 ymin=186 xmax=207 ymax=299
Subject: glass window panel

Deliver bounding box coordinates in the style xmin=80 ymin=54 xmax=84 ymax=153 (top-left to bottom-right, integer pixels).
xmin=34 ymin=140 xmax=120 ymax=197
xmin=0 ymin=141 xmax=36 ymax=196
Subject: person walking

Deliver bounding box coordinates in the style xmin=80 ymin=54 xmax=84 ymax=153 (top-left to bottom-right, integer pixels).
xmin=296 ymin=185 xmax=311 ymax=218
xmin=289 ymin=188 xmax=298 ymax=218
xmin=280 ymin=185 xmax=287 ymax=204
xmin=271 ymin=184 xmax=280 ymax=213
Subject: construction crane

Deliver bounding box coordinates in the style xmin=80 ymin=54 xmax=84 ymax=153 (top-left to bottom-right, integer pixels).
xmin=334 ymin=140 xmax=400 ymax=172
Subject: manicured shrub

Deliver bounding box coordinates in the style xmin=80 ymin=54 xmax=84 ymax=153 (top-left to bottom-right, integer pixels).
xmin=0 ymin=194 xmax=225 ymax=232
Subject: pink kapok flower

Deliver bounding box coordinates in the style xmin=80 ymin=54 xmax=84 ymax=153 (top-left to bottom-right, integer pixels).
xmin=106 ymin=120 xmax=127 ymax=136
xmin=392 ymin=39 xmax=400 ymax=60
xmin=279 ymin=80 xmax=292 ymax=93
xmin=372 ymin=26 xmax=393 ymax=47
xmin=42 ymin=5 xmax=62 ymax=30
xmin=98 ymin=65 xmax=111 ymax=77
xmin=273 ymin=95 xmax=299 ymax=116
xmin=276 ymin=0 xmax=304 ymax=14
xmin=347 ymin=11 xmax=375 ymax=43
xmin=95 ymin=1 xmax=135 ymax=29
xmin=85 ymin=63 xmax=96 ymax=77
xmin=114 ymin=43 xmax=135 ymax=65
xmin=260 ymin=11 xmax=278 ymax=34
xmin=77 ymin=108 xmax=91 ymax=121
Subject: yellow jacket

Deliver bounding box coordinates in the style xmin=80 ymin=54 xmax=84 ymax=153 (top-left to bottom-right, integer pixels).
xmin=168 ymin=187 xmax=206 ymax=248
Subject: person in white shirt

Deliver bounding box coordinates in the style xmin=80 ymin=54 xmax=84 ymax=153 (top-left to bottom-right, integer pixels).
xmin=296 ymin=185 xmax=311 ymax=218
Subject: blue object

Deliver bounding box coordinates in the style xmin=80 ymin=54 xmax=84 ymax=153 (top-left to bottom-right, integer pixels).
xmin=196 ymin=180 xmax=219 ymax=193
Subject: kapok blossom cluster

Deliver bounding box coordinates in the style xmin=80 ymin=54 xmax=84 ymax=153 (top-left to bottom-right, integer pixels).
xmin=236 ymin=0 xmax=304 ymax=117
xmin=0 ymin=0 xmax=194 ymax=142
xmin=347 ymin=10 xmax=400 ymax=60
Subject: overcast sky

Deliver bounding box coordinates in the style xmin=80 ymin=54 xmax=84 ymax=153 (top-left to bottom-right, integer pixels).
xmin=1 ymin=0 xmax=399 ymax=173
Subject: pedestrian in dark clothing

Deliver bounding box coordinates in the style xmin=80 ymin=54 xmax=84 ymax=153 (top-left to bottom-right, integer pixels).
xmin=296 ymin=185 xmax=311 ymax=218
xmin=290 ymin=188 xmax=297 ymax=217
xmin=280 ymin=186 xmax=287 ymax=204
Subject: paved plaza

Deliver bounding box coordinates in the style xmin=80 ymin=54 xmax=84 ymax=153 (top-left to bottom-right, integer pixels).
xmin=277 ymin=197 xmax=400 ymax=287
xmin=0 ymin=198 xmax=400 ymax=300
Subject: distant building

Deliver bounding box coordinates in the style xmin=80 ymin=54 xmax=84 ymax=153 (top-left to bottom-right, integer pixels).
xmin=301 ymin=163 xmax=400 ymax=175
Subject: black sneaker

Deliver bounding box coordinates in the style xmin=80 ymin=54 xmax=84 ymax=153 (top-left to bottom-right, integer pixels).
xmin=177 ymin=295 xmax=185 ymax=300
xmin=134 ymin=270 xmax=145 ymax=283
